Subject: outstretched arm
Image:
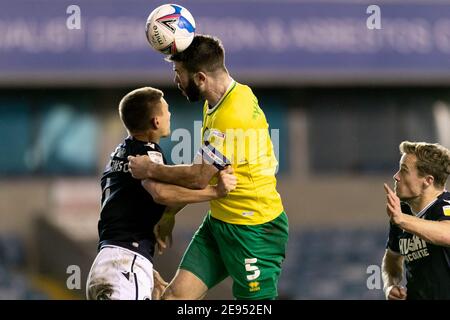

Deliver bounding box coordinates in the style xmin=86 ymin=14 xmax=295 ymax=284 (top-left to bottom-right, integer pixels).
xmin=141 ymin=167 xmax=236 ymax=207
xmin=129 ymin=155 xmax=218 ymax=190
xmin=143 ymin=180 xmax=219 ymax=207
xmin=148 ymin=167 xmax=237 ymax=255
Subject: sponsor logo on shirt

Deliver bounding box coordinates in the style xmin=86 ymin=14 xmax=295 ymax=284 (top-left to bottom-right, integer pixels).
xmin=108 ymin=159 xmax=129 ymax=173
xmin=399 ymin=235 xmax=430 ymax=262
xmin=443 ymin=205 xmax=450 ymax=217
xmin=248 ymin=281 xmax=260 ymax=292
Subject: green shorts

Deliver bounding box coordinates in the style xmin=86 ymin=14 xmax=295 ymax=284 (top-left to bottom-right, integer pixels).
xmin=179 ymin=211 xmax=289 ymax=299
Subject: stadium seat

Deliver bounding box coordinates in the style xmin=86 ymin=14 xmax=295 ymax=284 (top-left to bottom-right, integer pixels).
xmin=278 ymin=228 xmax=387 ymax=299
xmin=0 ymin=234 xmax=49 ymax=300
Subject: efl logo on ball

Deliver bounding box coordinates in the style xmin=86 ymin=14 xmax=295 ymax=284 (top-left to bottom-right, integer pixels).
xmin=145 ymin=4 xmax=196 ymax=55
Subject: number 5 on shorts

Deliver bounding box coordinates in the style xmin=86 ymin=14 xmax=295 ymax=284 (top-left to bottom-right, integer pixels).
xmin=244 ymin=258 xmax=260 ymax=281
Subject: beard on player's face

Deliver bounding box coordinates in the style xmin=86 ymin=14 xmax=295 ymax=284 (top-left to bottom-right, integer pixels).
xmin=183 ymin=76 xmax=202 ymax=102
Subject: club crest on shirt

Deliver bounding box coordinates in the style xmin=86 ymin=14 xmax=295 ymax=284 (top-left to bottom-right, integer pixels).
xmin=443 ymin=205 xmax=450 ymax=217
xmin=203 ymin=128 xmax=225 ymax=148
xmin=399 ymin=235 xmax=430 ymax=262
xmin=248 ymin=281 xmax=260 ymax=292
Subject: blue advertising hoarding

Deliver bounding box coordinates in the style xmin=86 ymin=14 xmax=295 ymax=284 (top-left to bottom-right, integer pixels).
xmin=1 ymin=0 xmax=450 ymax=85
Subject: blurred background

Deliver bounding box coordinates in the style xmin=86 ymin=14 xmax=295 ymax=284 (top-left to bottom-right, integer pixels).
xmin=1 ymin=0 xmax=450 ymax=299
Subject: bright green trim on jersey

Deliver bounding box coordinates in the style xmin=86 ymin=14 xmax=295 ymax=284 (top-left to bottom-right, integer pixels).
xmin=206 ymin=80 xmax=237 ymax=115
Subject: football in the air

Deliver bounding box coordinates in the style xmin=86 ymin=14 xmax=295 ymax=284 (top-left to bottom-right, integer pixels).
xmin=145 ymin=4 xmax=196 ymax=55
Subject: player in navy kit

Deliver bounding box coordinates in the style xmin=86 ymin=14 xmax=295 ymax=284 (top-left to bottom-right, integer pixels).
xmin=86 ymin=87 xmax=236 ymax=300
xmin=382 ymin=141 xmax=450 ymax=300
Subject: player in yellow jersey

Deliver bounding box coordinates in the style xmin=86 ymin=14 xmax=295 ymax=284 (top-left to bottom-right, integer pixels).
xmin=128 ymin=35 xmax=288 ymax=300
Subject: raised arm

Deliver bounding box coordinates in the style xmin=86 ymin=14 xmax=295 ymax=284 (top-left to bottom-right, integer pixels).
xmin=394 ymin=216 xmax=450 ymax=246
xmin=384 ymin=183 xmax=450 ymax=246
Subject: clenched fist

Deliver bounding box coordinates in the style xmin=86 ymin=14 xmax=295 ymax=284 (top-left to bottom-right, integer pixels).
xmin=128 ymin=155 xmax=153 ymax=179
xmin=217 ymin=166 xmax=237 ymax=197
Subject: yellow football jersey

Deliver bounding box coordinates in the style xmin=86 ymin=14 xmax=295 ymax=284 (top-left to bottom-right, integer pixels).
xmin=199 ymin=80 xmax=284 ymax=225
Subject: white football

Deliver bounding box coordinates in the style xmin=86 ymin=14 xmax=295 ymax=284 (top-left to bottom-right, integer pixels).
xmin=145 ymin=4 xmax=196 ymax=55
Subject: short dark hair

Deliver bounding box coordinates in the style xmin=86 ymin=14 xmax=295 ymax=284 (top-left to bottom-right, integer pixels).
xmin=400 ymin=141 xmax=450 ymax=188
xmin=118 ymin=87 xmax=163 ymax=132
xmin=167 ymin=34 xmax=226 ymax=73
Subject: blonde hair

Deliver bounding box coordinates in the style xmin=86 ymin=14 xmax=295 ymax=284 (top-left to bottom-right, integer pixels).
xmin=399 ymin=141 xmax=450 ymax=188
